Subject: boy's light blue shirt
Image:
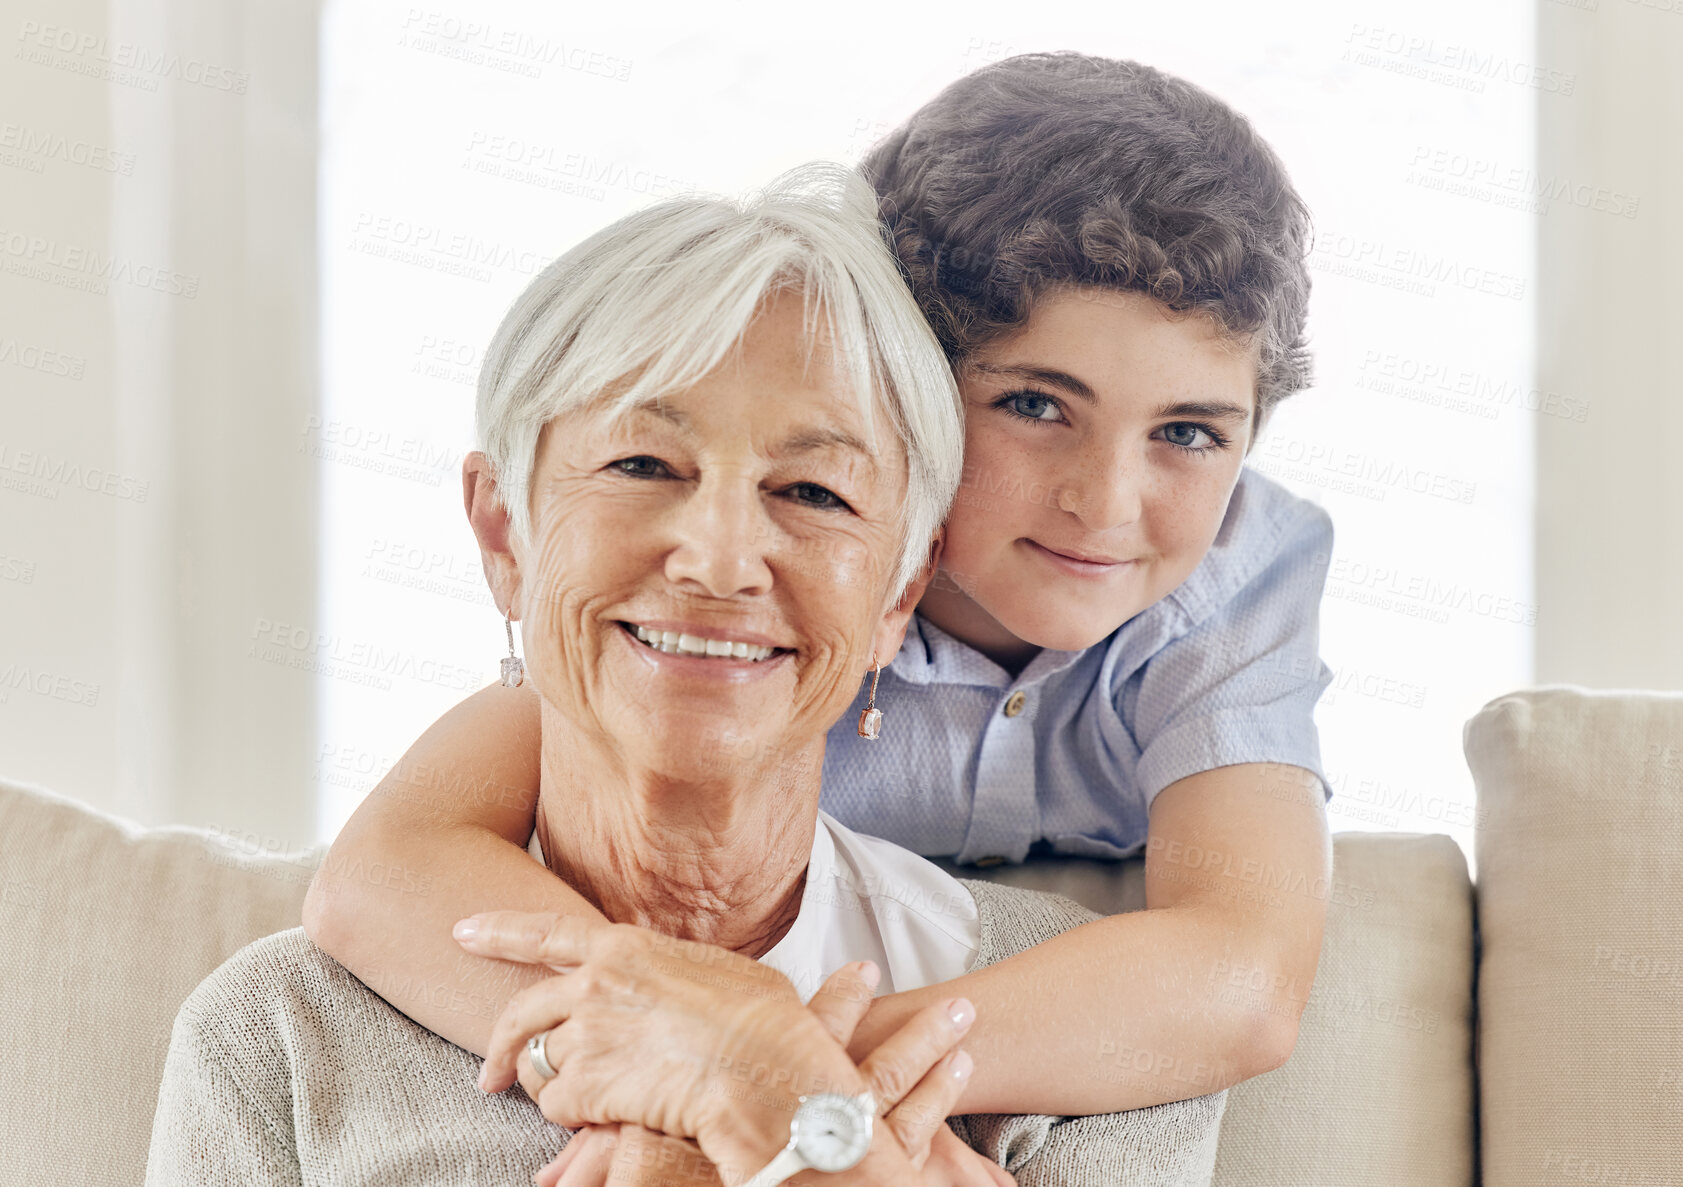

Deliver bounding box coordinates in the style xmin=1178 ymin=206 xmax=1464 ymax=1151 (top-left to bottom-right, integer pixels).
xmin=819 ymin=465 xmax=1336 ymax=866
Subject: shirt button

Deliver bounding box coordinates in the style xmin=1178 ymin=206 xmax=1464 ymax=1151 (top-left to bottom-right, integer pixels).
xmin=1002 ymin=690 xmax=1027 ymax=718
xmin=974 ymin=855 xmax=1008 ymax=868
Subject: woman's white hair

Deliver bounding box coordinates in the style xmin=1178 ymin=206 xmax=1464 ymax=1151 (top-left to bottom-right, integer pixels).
xmin=476 ymin=162 xmax=964 ymax=607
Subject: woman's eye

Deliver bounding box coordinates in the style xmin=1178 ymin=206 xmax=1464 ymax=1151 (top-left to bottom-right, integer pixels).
xmin=788 ymin=482 xmax=850 ymax=511
xmin=1001 ymin=391 xmax=1064 ymax=423
xmin=609 ymin=456 xmax=670 ymax=478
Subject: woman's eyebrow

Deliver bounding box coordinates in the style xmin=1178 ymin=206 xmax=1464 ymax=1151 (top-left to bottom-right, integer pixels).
xmin=970 ymin=363 xmax=1249 ymax=422
xmin=629 ymin=398 xmax=878 ymax=471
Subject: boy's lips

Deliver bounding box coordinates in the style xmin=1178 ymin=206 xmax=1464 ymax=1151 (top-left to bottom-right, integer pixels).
xmin=1029 ymin=540 xmax=1133 ymax=565
xmin=1023 ymin=538 xmax=1136 ymax=576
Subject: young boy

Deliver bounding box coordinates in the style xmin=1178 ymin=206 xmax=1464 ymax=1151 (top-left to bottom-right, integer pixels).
xmin=305 ymin=51 xmax=1335 ymax=1124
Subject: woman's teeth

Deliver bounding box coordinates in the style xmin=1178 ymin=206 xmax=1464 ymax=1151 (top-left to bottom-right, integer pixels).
xmin=629 ymin=624 xmax=778 ymax=661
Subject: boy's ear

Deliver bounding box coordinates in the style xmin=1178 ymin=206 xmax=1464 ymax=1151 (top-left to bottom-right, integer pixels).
xmin=463 ymin=452 xmax=523 ymax=618
xmin=868 ymin=527 xmax=945 ymax=670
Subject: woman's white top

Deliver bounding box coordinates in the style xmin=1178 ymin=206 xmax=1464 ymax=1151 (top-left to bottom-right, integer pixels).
xmin=527 ymin=809 xmax=980 ymax=1000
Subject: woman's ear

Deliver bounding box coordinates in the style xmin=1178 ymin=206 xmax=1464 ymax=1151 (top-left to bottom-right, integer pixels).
xmin=462 ymin=452 xmax=523 ymax=618
xmin=869 ymin=528 xmax=944 ymax=670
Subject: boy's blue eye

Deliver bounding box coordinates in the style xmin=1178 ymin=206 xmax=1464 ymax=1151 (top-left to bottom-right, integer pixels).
xmin=998 ymin=391 xmax=1065 ymax=423
xmin=1160 ymin=423 xmax=1229 ymax=454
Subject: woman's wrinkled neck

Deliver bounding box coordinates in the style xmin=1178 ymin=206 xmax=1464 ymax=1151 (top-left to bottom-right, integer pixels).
xmin=532 ymin=697 xmax=817 ymax=958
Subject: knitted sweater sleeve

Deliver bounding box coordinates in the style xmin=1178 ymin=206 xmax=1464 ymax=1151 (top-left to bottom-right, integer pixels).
xmin=144 ymin=965 xmax=303 ymax=1185
xmin=144 ymin=927 xmax=567 ymax=1187
xmin=945 ymin=879 xmax=1228 ymax=1187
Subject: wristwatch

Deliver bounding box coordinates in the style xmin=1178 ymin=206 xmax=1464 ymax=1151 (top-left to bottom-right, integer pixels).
xmin=738 ymin=1090 xmax=876 ymax=1186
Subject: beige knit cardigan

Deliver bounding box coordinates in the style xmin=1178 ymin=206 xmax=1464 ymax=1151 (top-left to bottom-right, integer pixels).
xmin=145 ymin=878 xmax=1226 ymax=1185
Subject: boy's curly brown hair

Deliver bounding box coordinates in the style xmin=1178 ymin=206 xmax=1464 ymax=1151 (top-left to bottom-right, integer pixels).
xmin=862 ymin=52 xmax=1314 ymax=440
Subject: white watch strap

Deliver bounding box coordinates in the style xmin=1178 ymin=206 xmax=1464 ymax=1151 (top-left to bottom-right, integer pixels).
xmin=737 ymin=1142 xmax=807 ymax=1187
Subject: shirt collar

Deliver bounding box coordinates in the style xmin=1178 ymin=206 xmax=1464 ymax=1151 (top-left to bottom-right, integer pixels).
xmin=889 ymin=613 xmax=1089 ymax=691
xmin=756 ymin=813 xmax=834 ymax=997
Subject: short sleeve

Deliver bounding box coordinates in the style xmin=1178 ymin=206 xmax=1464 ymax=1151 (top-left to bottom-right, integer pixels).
xmin=1129 ymin=502 xmax=1336 ymax=809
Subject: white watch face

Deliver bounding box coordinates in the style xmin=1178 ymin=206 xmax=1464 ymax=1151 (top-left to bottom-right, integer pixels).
xmin=791 ymin=1093 xmax=873 ymax=1172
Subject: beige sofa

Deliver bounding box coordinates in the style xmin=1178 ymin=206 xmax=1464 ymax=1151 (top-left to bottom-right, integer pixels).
xmin=2 ymin=685 xmax=1679 ymax=1186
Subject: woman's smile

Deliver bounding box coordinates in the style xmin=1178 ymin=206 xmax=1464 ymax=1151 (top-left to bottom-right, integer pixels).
xmin=616 ymin=620 xmax=795 ymax=672
xmin=611 ymin=622 xmax=795 ymax=688
xmin=624 ymin=621 xmax=785 ymax=661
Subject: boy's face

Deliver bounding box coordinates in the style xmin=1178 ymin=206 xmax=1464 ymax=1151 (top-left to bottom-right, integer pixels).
xmin=919 ymin=286 xmax=1257 ymax=661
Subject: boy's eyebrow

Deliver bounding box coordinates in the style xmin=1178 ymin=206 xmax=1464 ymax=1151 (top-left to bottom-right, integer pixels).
xmin=971 ymin=362 xmax=1251 ymax=423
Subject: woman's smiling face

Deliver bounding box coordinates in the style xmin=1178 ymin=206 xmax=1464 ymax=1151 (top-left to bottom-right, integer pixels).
xmin=505 ymin=289 xmax=924 ymax=777
xmin=918 ymin=286 xmax=1258 ymax=667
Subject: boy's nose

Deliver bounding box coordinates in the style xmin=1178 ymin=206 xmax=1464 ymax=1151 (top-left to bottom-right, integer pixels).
xmin=1060 ymin=463 xmax=1143 ymax=532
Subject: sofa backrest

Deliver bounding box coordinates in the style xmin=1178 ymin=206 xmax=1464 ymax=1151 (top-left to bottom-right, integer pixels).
xmin=3 ymin=776 xmax=1479 ymax=1187
xmin=940 ymin=830 xmax=1478 ymax=1186
xmin=0 ymin=777 xmax=322 ymax=1187
xmin=1466 ymin=685 xmax=1683 ymax=1187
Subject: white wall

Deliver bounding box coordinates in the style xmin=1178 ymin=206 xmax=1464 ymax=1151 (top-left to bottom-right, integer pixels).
xmin=1535 ymin=0 xmax=1683 ymax=689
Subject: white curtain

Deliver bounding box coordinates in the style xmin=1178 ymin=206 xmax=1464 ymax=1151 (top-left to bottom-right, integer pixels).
xmin=1 ymin=0 xmax=320 ymax=846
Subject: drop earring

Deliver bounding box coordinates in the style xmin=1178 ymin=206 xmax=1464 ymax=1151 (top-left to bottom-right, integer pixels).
xmin=500 ymin=610 xmax=524 ymax=688
xmin=857 ymin=658 xmax=883 ymax=739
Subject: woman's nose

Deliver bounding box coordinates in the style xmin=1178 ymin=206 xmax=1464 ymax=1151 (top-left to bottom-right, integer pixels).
xmin=662 ymin=471 xmax=775 ymax=598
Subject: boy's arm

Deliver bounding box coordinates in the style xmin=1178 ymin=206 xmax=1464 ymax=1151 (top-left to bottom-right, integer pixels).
xmin=847 ymin=761 xmax=1331 ymax=1115
xmin=301 ymin=681 xmax=607 ymax=1057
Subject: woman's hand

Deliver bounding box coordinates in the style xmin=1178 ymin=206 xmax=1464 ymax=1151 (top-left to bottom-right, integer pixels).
xmin=459 ymin=912 xmax=996 ymax=1183
xmin=542 ymin=962 xmax=997 ymax=1187
xmin=456 ymin=909 xmax=866 ymax=1166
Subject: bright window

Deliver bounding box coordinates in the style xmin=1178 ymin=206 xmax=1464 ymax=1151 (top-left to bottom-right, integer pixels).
xmin=319 ymin=2 xmax=1536 ymax=875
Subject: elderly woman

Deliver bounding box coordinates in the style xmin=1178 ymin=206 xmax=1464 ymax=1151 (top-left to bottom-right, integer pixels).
xmin=145 ymin=166 xmax=1226 ymax=1186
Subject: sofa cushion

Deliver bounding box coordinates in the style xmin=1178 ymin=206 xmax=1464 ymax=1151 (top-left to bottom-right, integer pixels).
xmin=1466 ymin=686 xmax=1683 ymax=1187
xmin=0 ymin=777 xmax=323 ymax=1187
xmin=936 ymin=830 xmax=1478 ymax=1187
